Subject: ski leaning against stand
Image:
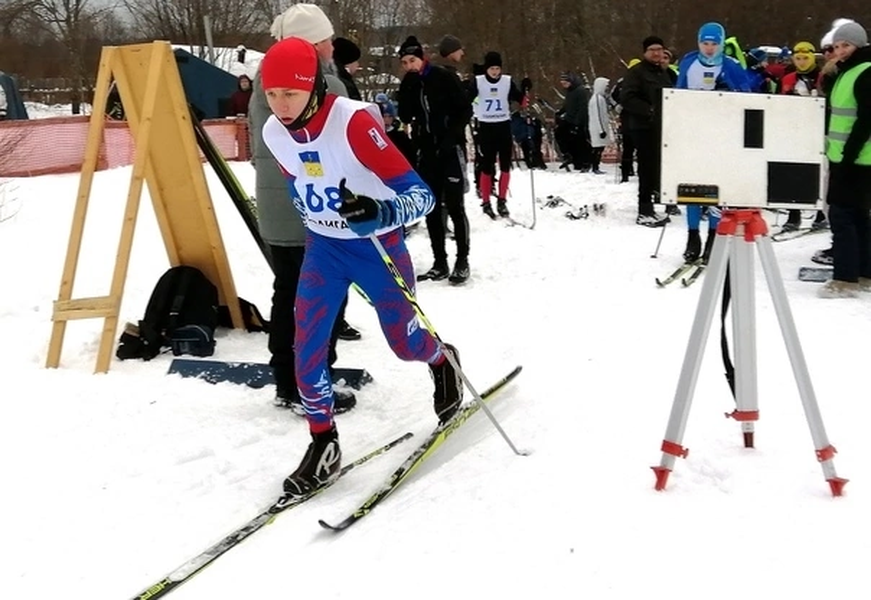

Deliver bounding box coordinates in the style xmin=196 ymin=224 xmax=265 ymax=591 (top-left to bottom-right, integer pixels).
xmin=257 ymin=37 xmax=526 ymax=502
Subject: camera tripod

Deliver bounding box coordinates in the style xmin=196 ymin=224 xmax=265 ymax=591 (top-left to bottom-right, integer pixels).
xmin=651 ymin=209 xmax=847 ymax=496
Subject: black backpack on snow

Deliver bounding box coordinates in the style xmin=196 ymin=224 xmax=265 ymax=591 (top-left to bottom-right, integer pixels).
xmin=116 ymin=266 xmax=218 ymax=360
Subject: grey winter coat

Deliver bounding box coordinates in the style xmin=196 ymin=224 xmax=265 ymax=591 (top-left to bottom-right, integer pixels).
xmin=249 ymin=60 xmax=348 ymax=247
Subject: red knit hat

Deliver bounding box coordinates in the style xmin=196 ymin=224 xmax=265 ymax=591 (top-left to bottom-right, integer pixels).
xmin=261 ymin=37 xmax=318 ymax=91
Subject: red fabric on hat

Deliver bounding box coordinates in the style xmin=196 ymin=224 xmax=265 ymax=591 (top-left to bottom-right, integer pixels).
xmin=261 ymin=37 xmax=318 ymax=91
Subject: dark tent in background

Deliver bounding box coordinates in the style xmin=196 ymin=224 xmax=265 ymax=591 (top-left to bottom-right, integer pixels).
xmin=0 ymin=71 xmax=29 ymax=120
xmin=173 ymin=49 xmax=239 ymax=119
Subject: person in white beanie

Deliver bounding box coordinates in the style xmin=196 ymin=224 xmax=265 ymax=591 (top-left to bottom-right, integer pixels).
xmin=817 ymin=19 xmax=871 ymax=297
xmin=269 ymin=3 xmax=347 ymax=98
xmin=248 ymin=2 xmax=362 ymax=411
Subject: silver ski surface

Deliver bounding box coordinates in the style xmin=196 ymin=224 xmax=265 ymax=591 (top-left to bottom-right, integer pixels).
xmin=681 ymin=263 xmax=706 ymax=287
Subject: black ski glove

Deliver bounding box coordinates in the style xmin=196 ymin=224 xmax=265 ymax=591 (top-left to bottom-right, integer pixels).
xmin=337 ymin=178 xmax=391 ymax=236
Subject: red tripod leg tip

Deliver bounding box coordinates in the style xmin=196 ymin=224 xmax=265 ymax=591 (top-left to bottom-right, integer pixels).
xmin=828 ymin=477 xmax=848 ymax=497
xmin=651 ymin=466 xmax=671 ymax=491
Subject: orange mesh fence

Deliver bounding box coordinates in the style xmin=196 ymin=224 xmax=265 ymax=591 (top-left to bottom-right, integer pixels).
xmin=0 ymin=117 xmax=250 ymax=178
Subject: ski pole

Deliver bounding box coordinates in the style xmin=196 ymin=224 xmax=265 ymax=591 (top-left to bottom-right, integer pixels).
xmin=367 ymin=233 xmax=529 ymax=456
xmin=651 ymin=220 xmax=667 ymax=258
xmin=527 ymin=117 xmax=537 ymax=230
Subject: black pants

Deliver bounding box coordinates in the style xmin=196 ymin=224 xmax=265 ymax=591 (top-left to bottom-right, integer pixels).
xmin=418 ymin=146 xmax=470 ymax=266
xmin=554 ymin=122 xmax=591 ymax=170
xmin=829 ymin=204 xmax=871 ymax=282
xmin=267 ymin=244 xmax=345 ymax=396
xmin=477 ymin=121 xmax=513 ymax=175
xmin=620 ymin=126 xmax=635 ymax=179
xmin=590 ymin=147 xmax=604 ymax=171
xmin=628 ymin=128 xmax=660 ymax=215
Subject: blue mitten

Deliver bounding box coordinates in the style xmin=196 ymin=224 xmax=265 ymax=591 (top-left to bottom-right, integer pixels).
xmin=337 ymin=178 xmax=393 ymax=236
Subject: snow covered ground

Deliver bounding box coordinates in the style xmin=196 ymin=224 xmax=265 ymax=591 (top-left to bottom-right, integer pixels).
xmin=1 ymin=162 xmax=869 ymax=600
xmin=23 ymin=101 xmax=92 ymax=119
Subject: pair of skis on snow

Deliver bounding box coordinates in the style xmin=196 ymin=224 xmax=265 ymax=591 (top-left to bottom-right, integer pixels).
xmin=537 ymin=194 xmax=606 ymax=221
xmin=130 ymin=366 xmax=522 ymax=600
xmin=656 ymin=260 xmax=706 ymax=288
xmin=657 ymin=262 xmax=833 ymax=286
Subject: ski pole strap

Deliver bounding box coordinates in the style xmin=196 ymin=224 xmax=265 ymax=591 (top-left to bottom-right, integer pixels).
xmin=719 ymin=264 xmax=736 ymax=400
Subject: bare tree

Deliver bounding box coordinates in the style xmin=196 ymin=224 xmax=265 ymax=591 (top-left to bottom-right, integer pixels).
xmin=122 ymin=0 xmax=273 ymax=48
xmin=30 ymin=0 xmax=118 ymax=113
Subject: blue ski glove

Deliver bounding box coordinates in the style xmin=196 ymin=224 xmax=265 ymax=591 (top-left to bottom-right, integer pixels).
xmin=337 ymin=178 xmax=394 ymax=237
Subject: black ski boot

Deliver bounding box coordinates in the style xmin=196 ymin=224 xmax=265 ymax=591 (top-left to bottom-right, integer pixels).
xmin=416 ymin=261 xmax=450 ymax=281
xmin=283 ymin=426 xmax=341 ymax=497
xmin=481 ymin=201 xmax=497 ymax=220
xmin=337 ymin=320 xmax=361 ymax=341
xmin=448 ymin=258 xmax=470 ymax=285
xmin=683 ymin=229 xmax=702 ymax=262
xmin=702 ymin=231 xmax=716 ymax=264
xmin=279 ymin=388 xmax=357 ymax=416
xmin=496 ymin=198 xmax=510 ymax=217
xmin=430 ymin=343 xmax=463 ymax=424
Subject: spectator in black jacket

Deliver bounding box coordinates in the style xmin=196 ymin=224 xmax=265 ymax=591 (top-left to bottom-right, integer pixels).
xmin=621 ymin=35 xmax=674 ymax=227
xmin=554 ymin=72 xmax=590 ymax=171
xmin=397 ymin=36 xmax=474 ymax=285
xmin=332 ymin=36 xmax=362 ymax=100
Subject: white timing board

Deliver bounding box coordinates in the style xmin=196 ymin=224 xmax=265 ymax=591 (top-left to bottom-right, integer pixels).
xmin=660 ymin=88 xmax=826 ymax=210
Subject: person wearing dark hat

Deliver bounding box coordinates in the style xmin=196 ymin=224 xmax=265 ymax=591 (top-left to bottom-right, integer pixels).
xmin=438 ymin=34 xmax=464 ymax=66
xmin=470 ymin=50 xmax=524 ymax=218
xmin=377 ymin=97 xmax=415 ymax=163
xmin=332 ymin=36 xmax=362 ymax=100
xmin=818 ymin=20 xmax=871 ymax=297
xmin=397 ymin=35 xmax=474 ymax=285
xmin=228 ymin=74 xmax=253 ymax=116
xmin=554 ymin=71 xmax=590 ymax=172
xmin=259 ymin=37 xmax=463 ymax=495
xmin=620 ymin=35 xmax=674 ymax=227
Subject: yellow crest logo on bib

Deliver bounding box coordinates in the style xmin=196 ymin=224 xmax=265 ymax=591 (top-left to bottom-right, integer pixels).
xmin=299 ymin=151 xmax=324 ymax=177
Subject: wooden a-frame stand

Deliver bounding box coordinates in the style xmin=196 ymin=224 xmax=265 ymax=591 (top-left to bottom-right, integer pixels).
xmin=46 ymin=41 xmax=244 ymax=373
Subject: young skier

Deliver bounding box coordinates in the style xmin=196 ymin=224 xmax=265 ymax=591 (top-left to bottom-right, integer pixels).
xmin=259 ymin=37 xmax=464 ymax=496
xmin=676 ymin=22 xmax=751 ymax=262
xmin=470 ymin=50 xmax=524 ymax=218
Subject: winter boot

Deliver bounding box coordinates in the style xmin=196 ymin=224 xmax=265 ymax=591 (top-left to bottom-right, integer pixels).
xmin=416 ymin=261 xmax=450 ymax=282
xmin=337 ymin=320 xmax=361 ymax=341
xmin=448 ymin=258 xmax=470 ymax=285
xmin=635 ymin=213 xmax=669 ymax=228
xmin=283 ymin=427 xmax=342 ymax=497
xmin=496 ymin=198 xmax=510 ymax=217
xmin=280 ymin=387 xmax=357 ymax=416
xmin=683 ymin=229 xmax=702 ymax=262
xmin=811 ymin=247 xmax=834 ymax=266
xmin=702 ymin=230 xmax=716 ymax=264
xmin=430 ymin=343 xmax=464 ymax=424
xmin=783 ymin=209 xmax=801 ymax=231
xmin=481 ymin=201 xmax=497 ymax=220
